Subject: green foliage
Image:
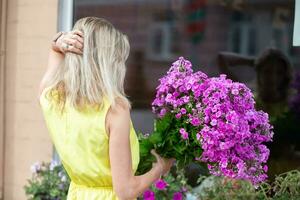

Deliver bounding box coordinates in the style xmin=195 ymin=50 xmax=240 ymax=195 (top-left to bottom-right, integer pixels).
xmin=24 ymin=161 xmax=70 ymax=200
xmin=136 ymin=113 xmax=203 ymax=175
xmin=194 ymin=169 xmax=300 ymax=200
xmin=195 ymin=176 xmax=267 ymax=200
xmin=271 ymin=170 xmax=300 ymax=200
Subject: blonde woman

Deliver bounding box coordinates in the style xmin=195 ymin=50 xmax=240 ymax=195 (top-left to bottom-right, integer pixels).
xmin=38 ymin=17 xmax=174 ymax=200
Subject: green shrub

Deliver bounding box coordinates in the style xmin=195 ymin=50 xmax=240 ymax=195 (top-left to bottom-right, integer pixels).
xmin=194 ymin=169 xmax=300 ymax=200
xmin=24 ymin=160 xmax=70 ymax=200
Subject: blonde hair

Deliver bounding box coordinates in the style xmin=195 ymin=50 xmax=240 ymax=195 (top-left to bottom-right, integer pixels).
xmin=44 ymin=17 xmax=131 ymax=113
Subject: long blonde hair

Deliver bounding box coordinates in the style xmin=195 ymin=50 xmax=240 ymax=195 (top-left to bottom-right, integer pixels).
xmin=44 ymin=17 xmax=131 ymax=113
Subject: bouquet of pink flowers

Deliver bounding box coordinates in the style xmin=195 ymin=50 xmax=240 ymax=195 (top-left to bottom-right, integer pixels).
xmin=136 ymin=57 xmax=273 ymax=185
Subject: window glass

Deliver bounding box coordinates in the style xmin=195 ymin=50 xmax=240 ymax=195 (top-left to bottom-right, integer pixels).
xmin=74 ymin=0 xmax=300 ymax=181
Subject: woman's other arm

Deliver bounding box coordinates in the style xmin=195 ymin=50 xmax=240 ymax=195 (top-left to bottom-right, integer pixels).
xmin=108 ymin=100 xmax=174 ymax=200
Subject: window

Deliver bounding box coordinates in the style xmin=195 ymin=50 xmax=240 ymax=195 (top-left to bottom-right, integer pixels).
xmin=146 ymin=22 xmax=180 ymax=61
xmin=229 ymin=22 xmax=257 ymax=56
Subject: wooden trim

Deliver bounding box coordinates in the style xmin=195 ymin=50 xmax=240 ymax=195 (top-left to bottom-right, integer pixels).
xmin=0 ymin=0 xmax=7 ymax=199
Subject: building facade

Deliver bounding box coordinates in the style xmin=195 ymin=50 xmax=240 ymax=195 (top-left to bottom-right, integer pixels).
xmin=0 ymin=0 xmax=58 ymax=199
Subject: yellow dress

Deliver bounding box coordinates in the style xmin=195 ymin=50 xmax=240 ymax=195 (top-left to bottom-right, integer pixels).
xmin=39 ymin=86 xmax=140 ymax=200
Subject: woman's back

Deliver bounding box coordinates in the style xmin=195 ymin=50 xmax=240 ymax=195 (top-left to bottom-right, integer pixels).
xmin=39 ymin=86 xmax=140 ymax=199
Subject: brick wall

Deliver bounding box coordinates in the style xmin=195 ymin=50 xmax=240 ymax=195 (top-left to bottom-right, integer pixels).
xmin=3 ymin=0 xmax=58 ymax=199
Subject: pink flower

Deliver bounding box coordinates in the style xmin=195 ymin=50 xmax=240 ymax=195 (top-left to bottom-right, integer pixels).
xmin=175 ymin=113 xmax=182 ymax=119
xmin=143 ymin=189 xmax=155 ymax=200
xmin=231 ymin=88 xmax=239 ymax=95
xmin=210 ymin=119 xmax=217 ymax=126
xmin=159 ymin=108 xmax=167 ymax=118
xmin=215 ymin=111 xmax=222 ymax=118
xmin=179 ymin=128 xmax=189 ymax=140
xmin=191 ymin=117 xmax=200 ymax=126
xmin=196 ymin=133 xmax=201 ymax=140
xmin=180 ymin=108 xmax=187 ymax=114
xmin=263 ymin=165 xmax=268 ymax=172
xmin=154 ymin=179 xmax=168 ymax=190
xmin=173 ymin=192 xmax=183 ymax=200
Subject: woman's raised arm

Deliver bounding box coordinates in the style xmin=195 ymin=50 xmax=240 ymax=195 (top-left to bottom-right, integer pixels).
xmin=38 ymin=30 xmax=84 ymax=98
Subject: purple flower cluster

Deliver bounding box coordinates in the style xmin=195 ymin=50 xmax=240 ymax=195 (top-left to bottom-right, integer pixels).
xmin=199 ymin=75 xmax=273 ymax=185
xmin=152 ymin=57 xmax=208 ymax=138
xmin=151 ymin=57 xmax=273 ymax=184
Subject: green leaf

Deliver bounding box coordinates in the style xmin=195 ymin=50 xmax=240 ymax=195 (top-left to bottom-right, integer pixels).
xmin=148 ymin=132 xmax=163 ymax=144
xmin=155 ymin=114 xmax=172 ymax=133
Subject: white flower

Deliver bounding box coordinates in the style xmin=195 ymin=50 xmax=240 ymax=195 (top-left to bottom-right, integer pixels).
xmin=49 ymin=160 xmax=59 ymax=171
xmin=61 ymin=175 xmax=67 ymax=182
xmin=30 ymin=161 xmax=41 ymax=174
xmin=58 ymin=171 xmax=64 ymax=177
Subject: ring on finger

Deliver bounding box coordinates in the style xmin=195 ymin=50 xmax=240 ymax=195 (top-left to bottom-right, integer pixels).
xmin=62 ymin=43 xmax=69 ymax=50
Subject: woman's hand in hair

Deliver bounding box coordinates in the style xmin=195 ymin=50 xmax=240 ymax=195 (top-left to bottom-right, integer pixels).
xmin=52 ymin=30 xmax=84 ymax=55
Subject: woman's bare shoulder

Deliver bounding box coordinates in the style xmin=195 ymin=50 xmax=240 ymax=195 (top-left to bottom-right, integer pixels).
xmin=109 ymin=97 xmax=130 ymax=115
xmin=106 ymin=97 xmax=130 ymax=134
